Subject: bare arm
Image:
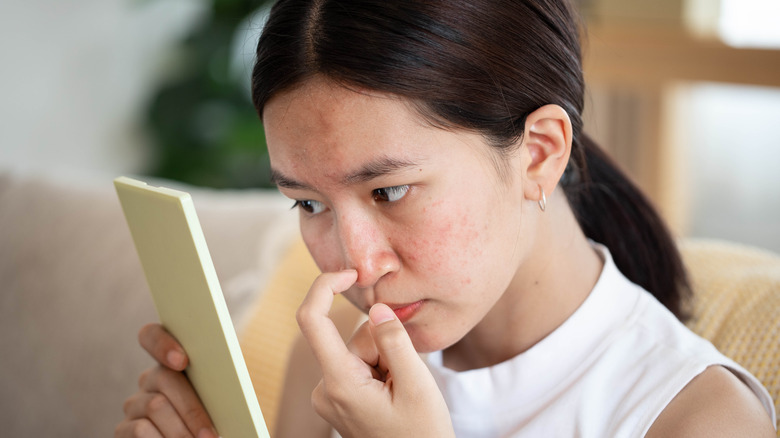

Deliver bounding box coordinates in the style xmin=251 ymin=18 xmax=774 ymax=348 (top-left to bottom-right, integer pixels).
xmin=646 ymin=365 xmax=775 ymax=437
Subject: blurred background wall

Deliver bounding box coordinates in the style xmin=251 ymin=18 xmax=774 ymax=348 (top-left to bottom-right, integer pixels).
xmin=0 ymin=0 xmax=208 ymax=179
xmin=580 ymin=0 xmax=780 ymax=252
xmin=1 ymin=0 xmax=778 ymax=249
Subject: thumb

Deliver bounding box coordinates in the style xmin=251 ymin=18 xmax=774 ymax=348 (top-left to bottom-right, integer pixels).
xmin=368 ymin=303 xmax=427 ymax=385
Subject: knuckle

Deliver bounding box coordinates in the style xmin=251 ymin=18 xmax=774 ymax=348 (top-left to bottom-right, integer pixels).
xmin=312 ymin=379 xmax=348 ymax=406
xmin=137 ymin=366 xmax=158 ymax=389
xmin=144 ymin=393 xmax=169 ymax=413
xmin=182 ymin=403 xmax=209 ymax=425
xmin=322 ymin=381 xmax=350 ymax=407
xmin=130 ymin=419 xmax=156 ymax=437
xmin=310 ymin=382 xmax=328 ymax=417
xmin=137 ymin=370 xmax=150 ymax=389
xmin=122 ymin=395 xmax=136 ymax=416
xmin=295 ymin=306 xmax=315 ymax=328
xmin=116 ymin=419 xmax=154 ymax=438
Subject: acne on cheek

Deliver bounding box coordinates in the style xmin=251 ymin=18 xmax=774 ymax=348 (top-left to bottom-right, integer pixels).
xmin=410 ymin=209 xmax=483 ymax=276
xmin=304 ymin=203 xmax=484 ymax=277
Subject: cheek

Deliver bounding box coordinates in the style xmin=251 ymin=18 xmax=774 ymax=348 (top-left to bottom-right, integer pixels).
xmin=404 ymin=202 xmax=484 ymax=281
xmin=300 ymin=222 xmax=340 ymax=273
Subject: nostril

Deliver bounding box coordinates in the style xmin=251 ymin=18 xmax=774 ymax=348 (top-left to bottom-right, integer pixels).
xmin=351 ymin=255 xmax=400 ymax=289
xmin=354 ymin=271 xmax=373 ymax=289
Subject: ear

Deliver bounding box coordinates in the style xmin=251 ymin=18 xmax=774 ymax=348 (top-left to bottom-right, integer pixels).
xmin=520 ymin=104 xmax=573 ymax=203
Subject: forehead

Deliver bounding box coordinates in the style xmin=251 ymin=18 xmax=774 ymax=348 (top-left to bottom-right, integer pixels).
xmin=265 ymin=79 xmax=419 ymax=139
xmin=262 ymin=77 xmax=509 ymax=190
xmin=264 ymin=79 xmax=435 ymax=173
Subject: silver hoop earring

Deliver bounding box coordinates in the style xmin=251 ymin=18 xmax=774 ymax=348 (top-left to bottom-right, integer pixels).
xmin=538 ymin=186 xmax=546 ymax=212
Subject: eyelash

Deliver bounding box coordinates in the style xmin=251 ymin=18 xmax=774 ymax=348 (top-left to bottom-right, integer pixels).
xmin=372 ymin=185 xmax=409 ymax=203
xmin=291 ymin=185 xmax=410 ymax=214
xmin=291 ymin=199 xmax=325 ymax=214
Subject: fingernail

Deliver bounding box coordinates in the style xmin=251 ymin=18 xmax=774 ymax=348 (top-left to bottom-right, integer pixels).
xmin=369 ymin=304 xmax=396 ymax=326
xmin=167 ymin=349 xmax=185 ymax=368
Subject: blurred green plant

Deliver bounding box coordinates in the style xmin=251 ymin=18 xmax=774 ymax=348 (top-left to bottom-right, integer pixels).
xmin=145 ymin=0 xmax=273 ymax=188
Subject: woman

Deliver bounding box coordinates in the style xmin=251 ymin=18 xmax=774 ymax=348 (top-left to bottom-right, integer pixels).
xmin=116 ymin=0 xmax=776 ymax=437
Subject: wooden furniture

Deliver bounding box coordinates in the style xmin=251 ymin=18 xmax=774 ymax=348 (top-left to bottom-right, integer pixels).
xmin=582 ymin=23 xmax=780 ymax=233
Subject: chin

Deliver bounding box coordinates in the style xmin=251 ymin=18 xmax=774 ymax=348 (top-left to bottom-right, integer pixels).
xmin=406 ymin=324 xmax=458 ymax=354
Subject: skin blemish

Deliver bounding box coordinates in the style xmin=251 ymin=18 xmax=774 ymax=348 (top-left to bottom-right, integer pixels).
xmin=265 ymin=79 xmax=532 ymax=354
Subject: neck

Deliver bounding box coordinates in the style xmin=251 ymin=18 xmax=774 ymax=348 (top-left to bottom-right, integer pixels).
xmin=443 ymin=191 xmax=604 ymax=371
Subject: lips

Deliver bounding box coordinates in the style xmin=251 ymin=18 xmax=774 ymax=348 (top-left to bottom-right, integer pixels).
xmin=387 ymin=300 xmax=425 ymax=323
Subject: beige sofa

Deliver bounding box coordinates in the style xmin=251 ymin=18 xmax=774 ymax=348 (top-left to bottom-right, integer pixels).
xmin=0 ymin=170 xmax=297 ymax=437
xmin=2 ymin=170 xmax=778 ymax=436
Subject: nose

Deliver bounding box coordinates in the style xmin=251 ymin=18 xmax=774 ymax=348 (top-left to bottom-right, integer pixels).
xmin=336 ymin=212 xmax=400 ymax=289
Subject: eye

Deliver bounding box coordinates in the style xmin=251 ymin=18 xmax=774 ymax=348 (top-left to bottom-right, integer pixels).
xmin=372 ymin=185 xmax=410 ymax=203
xmin=292 ymin=199 xmax=326 ymax=214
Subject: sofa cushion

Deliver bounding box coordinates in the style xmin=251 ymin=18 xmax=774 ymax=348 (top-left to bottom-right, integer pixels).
xmin=239 ymin=237 xmax=319 ymax=434
xmin=681 ymin=239 xmax=780 ymax=431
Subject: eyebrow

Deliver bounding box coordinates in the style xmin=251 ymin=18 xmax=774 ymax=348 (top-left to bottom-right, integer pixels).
xmin=270 ymin=156 xmax=421 ymax=190
xmin=270 ymin=168 xmax=310 ymax=190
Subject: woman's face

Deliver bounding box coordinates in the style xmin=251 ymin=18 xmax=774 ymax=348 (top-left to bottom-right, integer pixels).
xmin=264 ymin=78 xmax=532 ymax=353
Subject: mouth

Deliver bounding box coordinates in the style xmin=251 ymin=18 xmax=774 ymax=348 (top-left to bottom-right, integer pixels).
xmin=386 ymin=300 xmax=425 ymax=323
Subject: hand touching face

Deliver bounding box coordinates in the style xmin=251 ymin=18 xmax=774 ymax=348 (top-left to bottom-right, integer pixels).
xmin=295 ymin=269 xmax=455 ymax=438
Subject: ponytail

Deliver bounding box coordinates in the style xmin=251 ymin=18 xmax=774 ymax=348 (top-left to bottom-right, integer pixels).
xmin=563 ymin=134 xmax=691 ymax=320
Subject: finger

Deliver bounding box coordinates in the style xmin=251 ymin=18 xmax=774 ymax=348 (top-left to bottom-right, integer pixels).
xmin=368 ymin=303 xmax=429 ymax=385
xmin=138 ymin=366 xmax=215 ymax=436
xmin=114 ymin=418 xmax=163 ymax=438
xmin=123 ymin=392 xmax=194 ymax=437
xmin=346 ymin=321 xmax=376 ymax=364
xmin=138 ymin=323 xmax=188 ymax=371
xmin=296 ymin=270 xmax=358 ymax=376
xmin=346 ymin=321 xmax=383 ymax=380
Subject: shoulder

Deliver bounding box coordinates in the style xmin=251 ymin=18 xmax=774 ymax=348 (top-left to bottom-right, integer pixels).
xmin=646 ymin=365 xmax=775 ymax=438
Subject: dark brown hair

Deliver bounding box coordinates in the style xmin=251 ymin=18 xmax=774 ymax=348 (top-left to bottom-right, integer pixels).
xmin=251 ymin=0 xmax=690 ymax=319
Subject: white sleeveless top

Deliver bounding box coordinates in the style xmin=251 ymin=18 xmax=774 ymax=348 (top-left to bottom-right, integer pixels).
xmin=424 ymin=244 xmax=776 ymax=437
